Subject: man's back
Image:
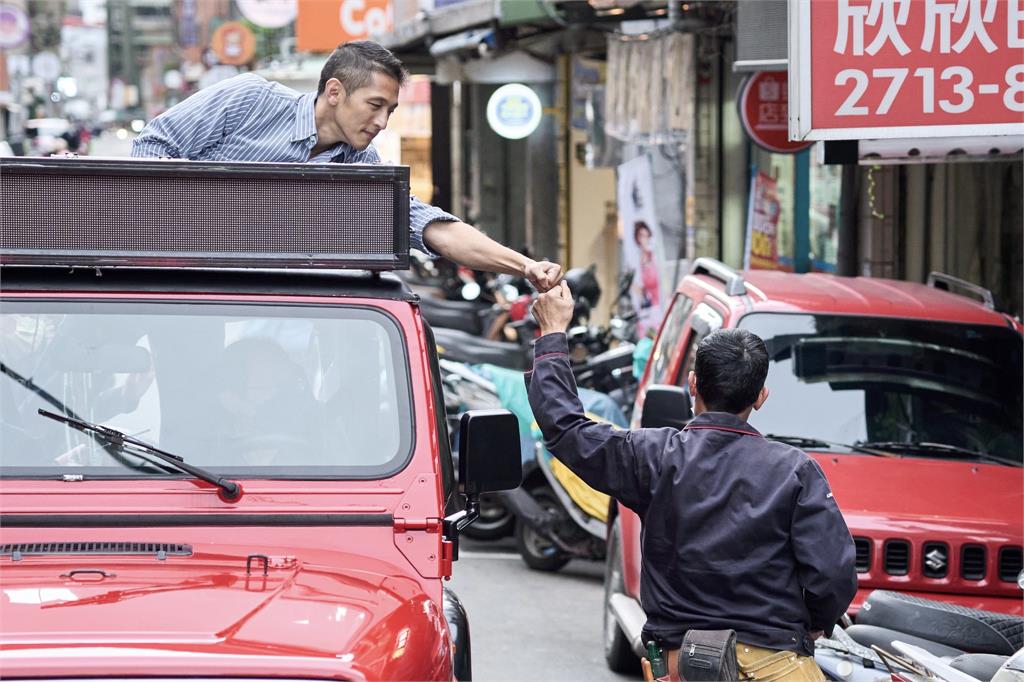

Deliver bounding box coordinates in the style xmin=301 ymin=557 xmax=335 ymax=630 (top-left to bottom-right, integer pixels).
xmin=639 ymin=411 xmax=849 ymax=654
xmin=523 ymin=331 xmax=857 ymax=658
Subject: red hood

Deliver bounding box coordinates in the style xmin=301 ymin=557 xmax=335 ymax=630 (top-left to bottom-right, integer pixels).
xmin=0 ymin=545 xmax=450 ymax=680
xmin=814 ymin=453 xmax=1023 ymax=538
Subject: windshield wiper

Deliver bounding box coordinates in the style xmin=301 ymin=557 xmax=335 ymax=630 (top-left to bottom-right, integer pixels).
xmin=38 ymin=409 xmax=243 ymax=500
xmin=856 ymin=440 xmax=1018 ymax=467
xmin=1 ymin=362 xmax=81 ymax=420
xmin=765 ymin=434 xmax=895 ymax=457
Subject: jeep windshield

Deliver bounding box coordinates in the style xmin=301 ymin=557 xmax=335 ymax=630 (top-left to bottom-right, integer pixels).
xmin=739 ymin=313 xmax=1023 ymax=466
xmin=0 ymin=300 xmax=413 ymax=477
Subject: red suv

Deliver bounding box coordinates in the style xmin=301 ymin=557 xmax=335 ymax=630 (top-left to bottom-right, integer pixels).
xmin=603 ymin=258 xmax=1023 ymax=670
xmin=0 ymin=158 xmax=522 ymax=680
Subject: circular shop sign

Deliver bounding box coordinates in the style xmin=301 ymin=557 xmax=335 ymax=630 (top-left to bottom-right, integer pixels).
xmin=211 ymin=21 xmax=256 ymax=66
xmin=487 ymin=84 xmax=542 ymax=140
xmin=0 ymin=4 xmax=30 ymax=50
xmin=738 ymin=71 xmax=812 ymax=155
xmin=236 ymin=0 xmax=297 ymax=29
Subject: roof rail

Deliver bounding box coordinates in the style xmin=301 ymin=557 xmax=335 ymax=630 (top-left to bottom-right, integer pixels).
xmin=690 ymin=258 xmax=747 ymax=296
xmin=926 ymin=272 xmax=995 ymax=310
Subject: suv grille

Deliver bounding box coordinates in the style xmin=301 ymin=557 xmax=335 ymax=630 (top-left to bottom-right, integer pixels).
xmin=884 ymin=540 xmax=911 ymax=575
xmin=921 ymin=542 xmax=949 ymax=578
xmin=0 ymin=542 xmax=192 ymax=558
xmin=961 ymin=545 xmax=986 ymax=580
xmin=853 ymin=537 xmax=871 ymax=573
xmin=999 ymin=546 xmax=1023 ymax=583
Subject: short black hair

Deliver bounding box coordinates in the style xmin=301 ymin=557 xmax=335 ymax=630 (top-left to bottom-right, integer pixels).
xmin=694 ymin=328 xmax=769 ymax=413
xmin=318 ymin=41 xmax=408 ymax=95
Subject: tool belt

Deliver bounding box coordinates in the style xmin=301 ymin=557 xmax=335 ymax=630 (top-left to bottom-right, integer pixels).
xmin=678 ymin=629 xmax=738 ymax=681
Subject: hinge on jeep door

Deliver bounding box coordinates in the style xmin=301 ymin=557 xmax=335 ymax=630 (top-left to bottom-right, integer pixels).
xmin=393 ymin=517 xmax=442 ymax=533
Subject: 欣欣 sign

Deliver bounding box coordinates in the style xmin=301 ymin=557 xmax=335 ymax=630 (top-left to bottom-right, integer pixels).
xmin=789 ymin=0 xmax=1024 ymax=140
xmin=487 ymin=84 xmax=542 ymax=140
xmin=739 ymin=71 xmax=813 ymax=153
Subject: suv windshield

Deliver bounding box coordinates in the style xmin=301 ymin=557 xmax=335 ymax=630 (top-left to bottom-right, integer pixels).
xmin=0 ymin=300 xmax=412 ymax=477
xmin=739 ymin=313 xmax=1023 ymax=465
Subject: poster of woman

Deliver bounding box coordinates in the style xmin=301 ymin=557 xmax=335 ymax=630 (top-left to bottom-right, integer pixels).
xmin=617 ymin=156 xmax=665 ymax=338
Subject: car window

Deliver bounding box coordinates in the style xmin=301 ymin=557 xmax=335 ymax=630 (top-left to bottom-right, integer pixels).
xmin=0 ymin=300 xmax=414 ymax=478
xmin=739 ymin=312 xmax=1023 ymax=465
xmin=674 ymin=301 xmax=725 ymax=385
xmin=648 ymin=295 xmax=692 ymax=383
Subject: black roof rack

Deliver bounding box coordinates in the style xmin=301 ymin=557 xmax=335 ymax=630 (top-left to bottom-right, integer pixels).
xmin=690 ymin=257 xmax=747 ymax=296
xmin=0 ymin=157 xmax=410 ymax=271
xmin=926 ymin=272 xmax=996 ymax=310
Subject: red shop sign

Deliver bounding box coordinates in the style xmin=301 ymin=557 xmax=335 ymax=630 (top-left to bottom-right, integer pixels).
xmin=739 ymin=71 xmax=814 ymax=153
xmin=789 ymin=0 xmax=1024 ymax=140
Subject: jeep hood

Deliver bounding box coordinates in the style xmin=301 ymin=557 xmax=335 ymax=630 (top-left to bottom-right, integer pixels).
xmin=815 ymin=453 xmax=1023 ymax=533
xmin=0 ymin=547 xmax=449 ymax=680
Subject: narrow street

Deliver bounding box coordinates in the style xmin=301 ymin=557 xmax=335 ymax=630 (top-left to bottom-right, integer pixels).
xmin=451 ymin=538 xmax=640 ymax=682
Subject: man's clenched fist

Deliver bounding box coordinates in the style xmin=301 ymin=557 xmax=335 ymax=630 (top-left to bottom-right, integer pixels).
xmin=524 ymin=259 xmax=563 ymax=293
xmin=532 ymin=280 xmax=575 ymax=336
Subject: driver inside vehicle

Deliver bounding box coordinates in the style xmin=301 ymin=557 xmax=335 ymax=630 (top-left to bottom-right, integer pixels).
xmin=216 ymin=337 xmax=321 ymax=466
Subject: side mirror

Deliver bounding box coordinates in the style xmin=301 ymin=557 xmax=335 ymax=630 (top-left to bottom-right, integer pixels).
xmin=640 ymin=384 xmax=692 ymax=429
xmin=458 ymin=409 xmax=522 ymax=495
xmin=445 ymin=409 xmax=522 ymax=559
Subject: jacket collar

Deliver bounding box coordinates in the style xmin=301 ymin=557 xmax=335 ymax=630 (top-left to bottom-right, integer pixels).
xmin=684 ymin=411 xmax=762 ymax=438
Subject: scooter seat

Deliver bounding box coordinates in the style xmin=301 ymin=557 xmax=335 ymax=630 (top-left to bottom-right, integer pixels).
xmin=418 ymin=297 xmax=489 ymax=336
xmin=845 ymin=624 xmax=965 ymax=659
xmin=433 ymin=327 xmax=527 ymax=370
xmin=857 ymin=590 xmax=1024 ymax=656
xmin=948 ymin=654 xmax=1011 ymax=681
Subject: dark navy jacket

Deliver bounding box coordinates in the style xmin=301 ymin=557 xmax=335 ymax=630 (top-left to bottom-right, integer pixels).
xmin=525 ymin=333 xmax=857 ymax=656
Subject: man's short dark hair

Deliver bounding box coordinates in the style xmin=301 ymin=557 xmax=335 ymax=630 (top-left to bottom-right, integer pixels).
xmin=694 ymin=329 xmax=769 ymax=413
xmin=318 ymin=41 xmax=408 ymax=95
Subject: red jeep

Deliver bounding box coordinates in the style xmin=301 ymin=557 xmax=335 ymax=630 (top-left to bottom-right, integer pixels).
xmin=0 ymin=158 xmax=522 ymax=680
xmin=603 ymin=258 xmax=1023 ymax=670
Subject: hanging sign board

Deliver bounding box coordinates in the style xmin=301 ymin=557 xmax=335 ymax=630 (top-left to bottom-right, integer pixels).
xmin=789 ymin=0 xmax=1024 ymax=140
xmin=296 ymin=0 xmax=391 ymax=53
xmin=744 ymin=171 xmax=786 ymax=271
xmin=739 ymin=71 xmax=813 ymax=153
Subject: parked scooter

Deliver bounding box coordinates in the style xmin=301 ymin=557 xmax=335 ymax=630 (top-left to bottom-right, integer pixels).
xmin=500 ymin=372 xmax=630 ymax=572
xmin=815 ymin=589 xmax=1024 ymax=682
xmin=440 ymin=359 xmax=517 ymax=541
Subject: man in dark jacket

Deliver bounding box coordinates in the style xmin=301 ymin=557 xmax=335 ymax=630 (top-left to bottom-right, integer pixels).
xmin=527 ymin=281 xmax=857 ymax=681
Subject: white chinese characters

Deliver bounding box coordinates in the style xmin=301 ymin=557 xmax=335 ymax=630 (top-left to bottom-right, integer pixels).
xmin=835 ymin=0 xmax=1008 ymax=55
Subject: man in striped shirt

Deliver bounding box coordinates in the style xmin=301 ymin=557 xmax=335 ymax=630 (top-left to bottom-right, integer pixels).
xmin=132 ymin=41 xmax=561 ymax=291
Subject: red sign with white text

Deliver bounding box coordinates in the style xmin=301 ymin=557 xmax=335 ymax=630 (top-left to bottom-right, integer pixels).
xmin=790 ymin=0 xmax=1024 ymax=140
xmin=740 ymin=71 xmax=814 ymax=153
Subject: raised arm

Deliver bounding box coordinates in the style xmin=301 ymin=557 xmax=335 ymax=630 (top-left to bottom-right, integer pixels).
xmin=131 ymin=73 xmax=266 ymax=159
xmin=525 ymin=283 xmax=670 ymax=514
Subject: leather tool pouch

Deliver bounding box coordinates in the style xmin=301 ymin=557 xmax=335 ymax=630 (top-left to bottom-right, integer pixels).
xmin=678 ymin=629 xmax=738 ymax=681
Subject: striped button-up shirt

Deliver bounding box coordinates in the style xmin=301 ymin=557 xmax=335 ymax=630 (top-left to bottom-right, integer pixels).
xmin=131 ymin=73 xmax=458 ymax=253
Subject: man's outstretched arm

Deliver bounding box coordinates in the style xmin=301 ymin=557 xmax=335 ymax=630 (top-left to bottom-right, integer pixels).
xmin=424 ymin=220 xmax=562 ymax=292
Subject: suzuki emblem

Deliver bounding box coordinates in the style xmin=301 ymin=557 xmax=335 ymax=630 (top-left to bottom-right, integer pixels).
xmin=925 ymin=547 xmax=947 ymax=572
